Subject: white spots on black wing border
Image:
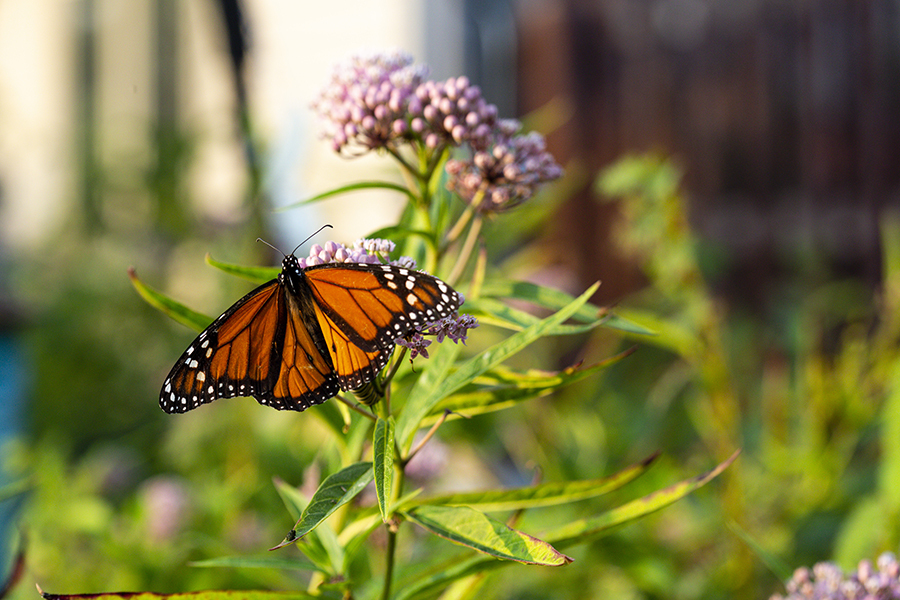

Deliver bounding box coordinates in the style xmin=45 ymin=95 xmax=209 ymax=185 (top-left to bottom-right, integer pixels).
xmin=366 ymin=263 xmax=462 ymax=349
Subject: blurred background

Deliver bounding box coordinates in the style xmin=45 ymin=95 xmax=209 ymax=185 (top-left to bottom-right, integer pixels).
xmin=1 ymin=0 xmax=898 ymax=598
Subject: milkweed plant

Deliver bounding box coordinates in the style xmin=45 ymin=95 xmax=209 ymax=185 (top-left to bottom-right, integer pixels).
xmin=102 ymin=50 xmax=737 ymax=600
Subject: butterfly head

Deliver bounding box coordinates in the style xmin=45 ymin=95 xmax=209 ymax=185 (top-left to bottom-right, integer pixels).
xmin=279 ymin=254 xmax=306 ymax=295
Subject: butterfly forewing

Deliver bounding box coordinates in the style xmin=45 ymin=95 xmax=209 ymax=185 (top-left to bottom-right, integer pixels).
xmin=305 ymin=263 xmax=462 ymax=351
xmin=160 ymin=280 xmax=285 ymax=414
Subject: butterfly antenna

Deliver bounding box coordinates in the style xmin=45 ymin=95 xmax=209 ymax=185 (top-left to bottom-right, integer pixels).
xmin=256 ymin=238 xmax=286 ymax=258
xmin=291 ymin=224 xmax=333 ymax=255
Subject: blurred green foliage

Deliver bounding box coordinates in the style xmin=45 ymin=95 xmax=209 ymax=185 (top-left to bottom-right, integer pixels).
xmin=2 ymin=132 xmax=896 ymax=600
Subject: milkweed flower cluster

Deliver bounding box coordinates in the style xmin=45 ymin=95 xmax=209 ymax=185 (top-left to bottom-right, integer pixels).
xmin=446 ymin=122 xmax=564 ymax=212
xmin=312 ymin=50 xmax=562 ymax=213
xmin=311 ymin=50 xmax=427 ymax=154
xmin=770 ymin=553 xmax=900 ymax=600
xmin=297 ymin=238 xmax=399 ymax=268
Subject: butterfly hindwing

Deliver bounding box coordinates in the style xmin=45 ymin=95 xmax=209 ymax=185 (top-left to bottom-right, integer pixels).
xmin=259 ymin=289 xmax=340 ymax=410
xmin=312 ymin=302 xmax=390 ymax=391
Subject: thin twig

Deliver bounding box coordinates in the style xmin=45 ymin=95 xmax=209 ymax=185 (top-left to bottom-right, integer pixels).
xmin=336 ymin=394 xmax=377 ymax=422
xmin=402 ymin=409 xmax=452 ymax=466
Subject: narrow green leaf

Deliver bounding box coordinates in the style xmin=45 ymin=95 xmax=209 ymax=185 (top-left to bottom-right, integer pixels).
xmin=545 ymin=450 xmax=741 ymax=548
xmin=477 ymin=279 xmax=602 ymax=324
xmin=463 ymin=297 xmax=602 ymax=335
xmin=726 ymin=520 xmax=793 ymax=583
xmin=189 ymin=555 xmax=321 ymax=572
xmin=395 ymin=451 xmax=739 ymax=600
xmin=205 ymin=254 xmax=279 ymax=284
xmin=423 ymin=349 xmax=637 ymax=423
xmin=276 ymin=180 xmax=416 ymax=211
xmin=363 ymin=225 xmax=436 ymax=247
xmin=38 ymin=590 xmax=323 ymax=600
xmin=477 ymin=279 xmax=655 ymax=335
xmin=403 ymin=505 xmax=573 ymax=566
xmin=374 ymin=417 xmax=395 ymax=521
xmin=403 ymin=452 xmax=659 ymax=512
xmin=274 ymin=463 xmax=373 ymax=548
xmin=395 ymin=340 xmax=461 ymax=449
xmin=396 ymin=283 xmax=600 ymax=450
xmin=127 ymin=268 xmax=211 ymax=332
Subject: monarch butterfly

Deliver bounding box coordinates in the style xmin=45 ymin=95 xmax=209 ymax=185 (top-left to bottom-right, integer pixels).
xmin=160 ymin=251 xmax=461 ymax=414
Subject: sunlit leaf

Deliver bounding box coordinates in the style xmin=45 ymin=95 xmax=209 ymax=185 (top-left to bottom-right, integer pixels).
xmin=396 ymin=283 xmax=600 ymax=450
xmin=462 ymin=297 xmax=601 ymax=335
xmin=394 ymin=451 xmax=738 ymax=599
xmin=403 ymin=452 xmax=659 ymax=512
xmin=403 ymin=505 xmax=572 ymax=566
xmin=422 ymin=350 xmax=637 ymax=423
xmin=276 ymin=180 xmax=416 ymax=211
xmin=272 ymin=463 xmax=373 ymax=549
xmin=544 ymin=450 xmax=741 ymax=547
xmin=477 ymin=279 xmax=655 ymax=335
xmin=189 ymin=555 xmax=321 ymax=572
xmin=206 ymin=254 xmax=279 ymax=284
xmin=127 ymin=268 xmax=211 ymax=331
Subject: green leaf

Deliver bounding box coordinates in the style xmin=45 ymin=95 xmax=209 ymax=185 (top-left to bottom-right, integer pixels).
xmin=462 ymin=297 xmax=601 ymax=335
xmin=544 ymin=450 xmax=740 ymax=548
xmin=396 ymin=283 xmax=600 ymax=450
xmin=395 ymin=451 xmax=739 ymax=600
xmin=422 ymin=350 xmax=637 ymax=424
xmin=374 ymin=417 xmax=395 ymax=521
xmin=477 ymin=279 xmax=602 ymax=324
xmin=189 ymin=554 xmax=322 ymax=572
xmin=477 ymin=279 xmax=655 ymax=335
xmin=128 ymin=268 xmax=211 ymax=332
xmin=38 ymin=590 xmax=325 ymax=600
xmin=276 ymin=180 xmax=416 ymax=211
xmin=273 ymin=463 xmax=374 ymax=548
xmin=403 ymin=452 xmax=659 ymax=512
xmin=205 ymin=253 xmax=279 ymax=284
xmin=403 ymin=505 xmax=573 ymax=566
xmin=271 ymin=479 xmax=336 ymax=573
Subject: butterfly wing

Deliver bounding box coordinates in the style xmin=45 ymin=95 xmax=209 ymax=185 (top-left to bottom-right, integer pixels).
xmin=257 ymin=288 xmax=340 ymax=410
xmin=160 ymin=278 xmax=338 ymax=413
xmin=304 ymin=263 xmax=461 ymax=391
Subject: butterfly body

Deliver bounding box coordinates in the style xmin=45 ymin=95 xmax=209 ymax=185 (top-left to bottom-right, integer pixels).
xmin=160 ymin=255 xmax=461 ymax=414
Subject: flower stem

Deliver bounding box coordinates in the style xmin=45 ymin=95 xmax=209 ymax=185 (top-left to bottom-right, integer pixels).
xmin=447 ymin=213 xmax=483 ymax=286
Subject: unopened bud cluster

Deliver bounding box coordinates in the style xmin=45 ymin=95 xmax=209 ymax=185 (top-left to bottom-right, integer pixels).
xmin=297 ymin=238 xmax=402 ymax=268
xmin=446 ymin=123 xmax=564 ymax=212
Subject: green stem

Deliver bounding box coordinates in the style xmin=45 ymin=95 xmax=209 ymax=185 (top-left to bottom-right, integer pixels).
xmin=446 ymin=213 xmax=483 ymax=287
xmin=445 ymin=201 xmax=476 ymax=246
xmin=386 ymin=146 xmax=425 ymax=185
xmin=382 ymin=524 xmax=398 ymax=600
